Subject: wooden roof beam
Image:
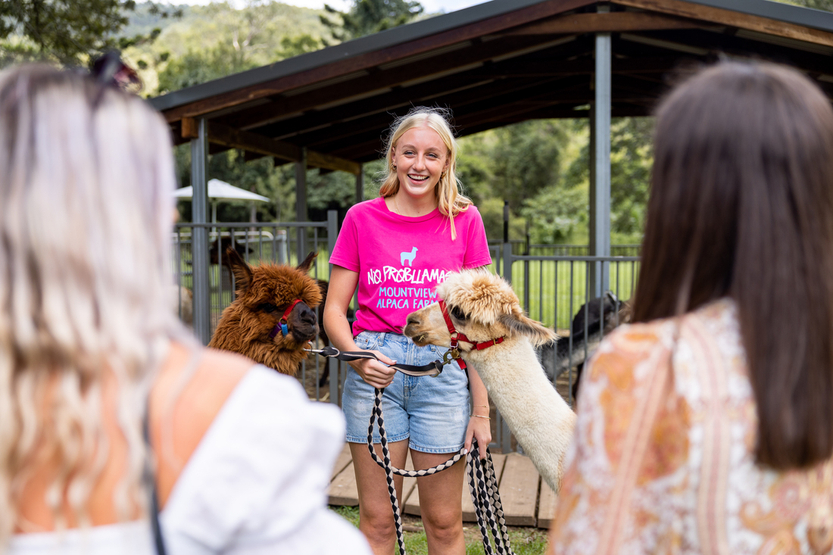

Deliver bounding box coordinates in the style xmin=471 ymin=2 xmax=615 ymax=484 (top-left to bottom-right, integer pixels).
xmin=236 ymin=77 xmax=494 ymax=141
xmin=502 ymin=10 xmax=709 ymax=35
xmin=181 ymin=118 xmax=361 ymax=175
xmin=223 ymin=35 xmax=576 ymax=131
xmin=298 ymin=76 xmax=581 ymax=150
xmin=612 ymin=0 xmax=833 ymax=48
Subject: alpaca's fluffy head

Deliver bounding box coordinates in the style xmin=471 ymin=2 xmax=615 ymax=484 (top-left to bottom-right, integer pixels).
xmin=404 ymin=270 xmax=556 ymax=350
xmin=208 ymin=249 xmax=323 ymax=375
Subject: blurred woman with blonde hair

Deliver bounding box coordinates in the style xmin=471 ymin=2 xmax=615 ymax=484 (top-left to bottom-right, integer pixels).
xmin=0 ymin=61 xmax=370 ymax=555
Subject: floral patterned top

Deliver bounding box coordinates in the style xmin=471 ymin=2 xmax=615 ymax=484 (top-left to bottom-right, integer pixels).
xmin=549 ymin=299 xmax=833 ymax=555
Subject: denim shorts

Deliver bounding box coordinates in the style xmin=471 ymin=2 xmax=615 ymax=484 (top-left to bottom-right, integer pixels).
xmin=342 ymin=331 xmax=470 ymax=453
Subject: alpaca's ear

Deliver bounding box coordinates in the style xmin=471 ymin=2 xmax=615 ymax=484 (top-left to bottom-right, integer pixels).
xmin=297 ymin=251 xmax=317 ymax=274
xmin=498 ymin=312 xmax=558 ymax=347
xmin=225 ymin=247 xmax=253 ymax=295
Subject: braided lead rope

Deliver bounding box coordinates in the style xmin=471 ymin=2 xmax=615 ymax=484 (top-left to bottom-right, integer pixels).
xmin=367 ymin=389 xmax=407 ymax=555
xmin=483 ymin=454 xmax=513 ymax=550
xmin=467 ymin=452 xmax=495 ymax=555
xmin=471 ymin=447 xmax=512 ymax=555
xmin=367 ymin=387 xmax=467 ymax=477
xmin=468 ymin=440 xmax=515 ymax=555
xmin=368 ymin=387 xmax=516 ymax=555
xmin=368 ymin=387 xmax=463 ymax=555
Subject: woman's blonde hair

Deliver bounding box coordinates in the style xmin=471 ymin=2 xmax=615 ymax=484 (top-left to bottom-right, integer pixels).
xmin=0 ymin=64 xmax=187 ymax=542
xmin=379 ymin=107 xmax=472 ymax=239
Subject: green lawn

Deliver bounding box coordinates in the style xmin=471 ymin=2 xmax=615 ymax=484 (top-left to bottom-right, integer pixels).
xmin=330 ymin=506 xmax=550 ymax=555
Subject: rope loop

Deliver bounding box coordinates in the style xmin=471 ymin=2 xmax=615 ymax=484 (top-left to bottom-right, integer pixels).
xmin=367 ymin=387 xmax=516 ymax=555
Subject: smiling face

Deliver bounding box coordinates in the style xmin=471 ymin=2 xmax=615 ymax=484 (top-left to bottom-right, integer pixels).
xmin=392 ymin=126 xmax=449 ymax=204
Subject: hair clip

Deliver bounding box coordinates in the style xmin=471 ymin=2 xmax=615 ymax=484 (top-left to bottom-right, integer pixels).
xmin=90 ymin=51 xmax=142 ymax=106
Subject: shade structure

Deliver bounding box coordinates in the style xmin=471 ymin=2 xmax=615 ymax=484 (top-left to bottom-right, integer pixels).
xmin=173 ymin=179 xmax=270 ymax=203
xmin=174 ymin=179 xmax=270 ymax=223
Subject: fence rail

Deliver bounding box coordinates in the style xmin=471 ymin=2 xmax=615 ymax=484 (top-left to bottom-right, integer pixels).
xmin=171 ymin=214 xmax=641 ymax=452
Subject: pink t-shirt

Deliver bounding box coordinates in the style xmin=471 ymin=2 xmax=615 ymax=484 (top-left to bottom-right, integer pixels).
xmin=330 ymin=197 xmax=492 ymax=336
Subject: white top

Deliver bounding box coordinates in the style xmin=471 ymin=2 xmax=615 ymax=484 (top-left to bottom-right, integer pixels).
xmin=8 ymin=365 xmax=371 ymax=555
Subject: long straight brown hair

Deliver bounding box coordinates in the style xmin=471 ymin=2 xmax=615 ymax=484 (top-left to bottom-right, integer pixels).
xmin=633 ymin=62 xmax=833 ymax=470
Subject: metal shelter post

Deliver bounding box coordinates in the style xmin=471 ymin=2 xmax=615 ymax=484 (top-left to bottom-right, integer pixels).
xmin=295 ymin=148 xmax=308 ymax=259
xmin=499 ymin=240 xmax=515 ymax=453
xmin=355 ymin=166 xmax=364 ymax=204
xmin=190 ymin=118 xmax=211 ymax=345
xmin=589 ymin=5 xmax=612 ymax=298
xmin=327 ymin=209 xmax=340 ymax=406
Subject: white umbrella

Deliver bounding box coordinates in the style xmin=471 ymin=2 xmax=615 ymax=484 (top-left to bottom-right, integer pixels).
xmin=174 ymin=179 xmax=270 ymax=222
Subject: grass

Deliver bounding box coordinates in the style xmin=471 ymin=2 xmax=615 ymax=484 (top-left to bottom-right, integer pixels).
xmin=330 ymin=506 xmax=550 ymax=555
xmin=505 ymin=258 xmax=640 ymax=329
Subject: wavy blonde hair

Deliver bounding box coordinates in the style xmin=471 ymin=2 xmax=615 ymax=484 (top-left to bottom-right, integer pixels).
xmin=379 ymin=107 xmax=472 ymax=239
xmin=0 ymin=64 xmax=186 ymax=543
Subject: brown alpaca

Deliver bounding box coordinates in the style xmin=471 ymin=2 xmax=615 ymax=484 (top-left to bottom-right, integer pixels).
xmin=208 ymin=248 xmax=323 ymax=375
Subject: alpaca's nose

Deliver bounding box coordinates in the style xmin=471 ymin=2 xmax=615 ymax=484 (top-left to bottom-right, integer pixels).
xmin=406 ymin=316 xmax=420 ymax=326
xmin=299 ymin=305 xmax=317 ymax=325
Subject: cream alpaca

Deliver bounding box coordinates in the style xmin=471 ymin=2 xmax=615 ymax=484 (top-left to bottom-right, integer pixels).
xmin=404 ymin=270 xmax=576 ymax=492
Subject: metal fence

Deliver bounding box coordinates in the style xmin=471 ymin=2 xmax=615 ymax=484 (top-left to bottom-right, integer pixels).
xmin=171 ymin=216 xmax=641 ymax=451
xmin=492 ymin=248 xmax=641 ymax=453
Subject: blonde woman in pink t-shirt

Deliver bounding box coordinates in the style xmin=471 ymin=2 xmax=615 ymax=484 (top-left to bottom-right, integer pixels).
xmin=324 ymin=107 xmax=493 ymax=555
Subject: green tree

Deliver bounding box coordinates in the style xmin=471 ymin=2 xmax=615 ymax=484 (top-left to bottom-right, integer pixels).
xmin=139 ymin=1 xmax=327 ymax=96
xmin=158 ymin=42 xmax=258 ymax=94
xmin=174 ymin=146 xmax=296 ymax=224
xmin=553 ymin=117 xmax=653 ymax=244
xmin=488 ymin=120 xmax=572 ymax=215
xmin=320 ymin=0 xmax=423 ymax=43
xmin=0 ymin=0 xmax=178 ymax=67
xmin=775 ymin=0 xmax=833 ymax=10
xmin=609 ymin=118 xmax=652 ymax=239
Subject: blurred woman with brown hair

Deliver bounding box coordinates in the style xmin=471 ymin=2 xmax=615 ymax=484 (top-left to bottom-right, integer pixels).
xmin=549 ymin=61 xmax=833 ymax=554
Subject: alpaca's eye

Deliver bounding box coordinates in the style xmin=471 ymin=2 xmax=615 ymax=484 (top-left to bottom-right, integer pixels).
xmin=450 ymin=305 xmax=468 ymax=321
xmin=259 ymin=303 xmax=278 ymax=313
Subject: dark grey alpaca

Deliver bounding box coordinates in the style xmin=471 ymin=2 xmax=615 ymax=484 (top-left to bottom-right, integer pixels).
xmin=539 ymin=291 xmax=631 ymax=399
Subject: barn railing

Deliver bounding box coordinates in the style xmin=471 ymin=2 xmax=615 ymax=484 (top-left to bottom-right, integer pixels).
xmin=170 ymin=214 xmax=642 ymax=451
xmin=492 ymin=251 xmax=641 ymax=454
xmin=171 ymin=211 xmax=338 ymax=338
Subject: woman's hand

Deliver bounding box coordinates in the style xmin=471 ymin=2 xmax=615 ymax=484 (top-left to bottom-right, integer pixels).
xmin=350 ymin=350 xmax=397 ymax=389
xmin=465 ymin=412 xmax=492 ymax=460
xmin=325 ymin=267 xmax=397 ymax=389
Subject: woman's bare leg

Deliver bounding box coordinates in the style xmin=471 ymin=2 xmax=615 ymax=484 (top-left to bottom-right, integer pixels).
xmin=411 ymin=450 xmax=466 ymax=555
xmin=350 ymin=440 xmax=410 ymax=555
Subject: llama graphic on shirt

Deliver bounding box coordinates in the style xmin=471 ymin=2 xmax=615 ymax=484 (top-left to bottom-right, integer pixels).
xmin=400 ymin=247 xmax=418 ymax=267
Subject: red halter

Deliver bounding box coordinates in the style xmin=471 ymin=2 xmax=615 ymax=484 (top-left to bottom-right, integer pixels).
xmin=438 ymin=300 xmax=504 ymax=370
xmin=269 ymin=299 xmax=304 ymax=339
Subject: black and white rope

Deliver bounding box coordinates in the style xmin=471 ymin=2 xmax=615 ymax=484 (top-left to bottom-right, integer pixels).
xmin=467 ymin=440 xmax=514 ymax=555
xmin=368 ymin=386 xmax=516 ymax=555
xmin=367 ymin=387 xmax=467 ymax=476
xmin=305 ymin=346 xmax=514 ymax=555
